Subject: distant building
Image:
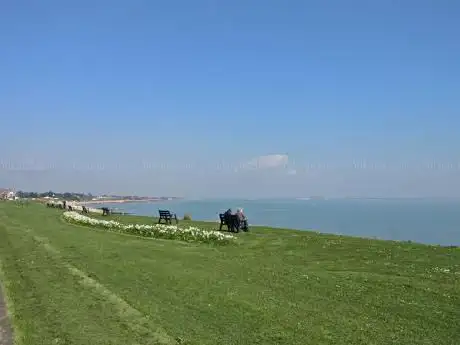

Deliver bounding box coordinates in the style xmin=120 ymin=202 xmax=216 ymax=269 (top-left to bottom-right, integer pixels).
xmin=7 ymin=191 xmax=17 ymax=200
xmin=0 ymin=189 xmax=7 ymax=199
xmin=0 ymin=189 xmax=17 ymax=200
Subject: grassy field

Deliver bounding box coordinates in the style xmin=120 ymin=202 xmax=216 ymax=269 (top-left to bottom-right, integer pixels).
xmin=0 ymin=201 xmax=459 ymax=345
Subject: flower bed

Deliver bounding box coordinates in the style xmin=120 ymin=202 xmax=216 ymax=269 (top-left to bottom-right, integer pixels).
xmin=63 ymin=211 xmax=236 ymax=244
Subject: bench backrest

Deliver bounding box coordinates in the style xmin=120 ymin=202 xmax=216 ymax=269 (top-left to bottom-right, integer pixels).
xmin=220 ymin=213 xmax=237 ymax=224
xmin=159 ymin=210 xmax=172 ymax=217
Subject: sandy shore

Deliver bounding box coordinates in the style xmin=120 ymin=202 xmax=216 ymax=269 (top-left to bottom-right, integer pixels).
xmin=82 ymin=199 xmax=164 ymax=204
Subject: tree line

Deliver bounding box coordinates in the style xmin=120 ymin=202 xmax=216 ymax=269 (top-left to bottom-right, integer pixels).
xmin=16 ymin=191 xmax=94 ymax=201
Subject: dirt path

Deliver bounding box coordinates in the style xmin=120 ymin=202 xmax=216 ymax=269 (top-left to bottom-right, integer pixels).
xmin=0 ymin=283 xmax=13 ymax=345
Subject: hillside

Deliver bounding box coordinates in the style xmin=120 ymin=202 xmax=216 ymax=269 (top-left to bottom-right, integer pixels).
xmin=0 ymin=201 xmax=458 ymax=345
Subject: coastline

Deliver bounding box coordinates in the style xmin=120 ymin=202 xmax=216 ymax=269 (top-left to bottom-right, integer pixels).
xmin=81 ymin=199 xmax=165 ymax=204
xmin=45 ymin=198 xmax=460 ymax=246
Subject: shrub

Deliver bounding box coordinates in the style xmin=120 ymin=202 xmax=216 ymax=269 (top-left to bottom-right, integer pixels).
xmin=183 ymin=213 xmax=192 ymax=221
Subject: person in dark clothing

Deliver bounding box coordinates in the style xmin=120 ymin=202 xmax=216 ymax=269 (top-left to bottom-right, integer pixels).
xmin=222 ymin=208 xmax=237 ymax=232
xmin=223 ymin=208 xmax=232 ymax=227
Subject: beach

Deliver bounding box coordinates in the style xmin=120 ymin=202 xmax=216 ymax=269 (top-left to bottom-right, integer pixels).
xmin=81 ymin=199 xmax=164 ymax=204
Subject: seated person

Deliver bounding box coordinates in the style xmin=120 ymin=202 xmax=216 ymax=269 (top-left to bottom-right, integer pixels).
xmin=223 ymin=208 xmax=233 ymax=225
xmin=223 ymin=208 xmax=232 ymax=221
xmin=236 ymin=208 xmax=249 ymax=231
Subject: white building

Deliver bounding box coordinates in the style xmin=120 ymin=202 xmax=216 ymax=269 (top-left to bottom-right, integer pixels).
xmin=6 ymin=191 xmax=17 ymax=200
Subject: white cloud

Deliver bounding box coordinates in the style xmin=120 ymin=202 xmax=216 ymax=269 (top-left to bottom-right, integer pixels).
xmin=246 ymin=154 xmax=289 ymax=170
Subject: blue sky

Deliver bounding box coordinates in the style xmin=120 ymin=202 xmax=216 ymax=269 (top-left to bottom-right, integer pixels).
xmin=1 ymin=0 xmax=459 ymax=198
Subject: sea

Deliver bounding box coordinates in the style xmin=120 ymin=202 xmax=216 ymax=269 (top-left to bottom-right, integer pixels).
xmin=90 ymin=198 xmax=460 ymax=246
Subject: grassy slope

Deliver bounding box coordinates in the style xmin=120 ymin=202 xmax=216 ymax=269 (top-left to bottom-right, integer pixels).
xmin=0 ymin=202 xmax=459 ymax=345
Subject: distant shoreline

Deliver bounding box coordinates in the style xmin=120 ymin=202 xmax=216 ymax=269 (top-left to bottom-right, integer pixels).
xmin=82 ymin=199 xmax=167 ymax=204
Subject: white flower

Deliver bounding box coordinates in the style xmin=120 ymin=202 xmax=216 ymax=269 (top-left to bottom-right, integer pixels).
xmin=432 ymin=267 xmax=451 ymax=274
xmin=62 ymin=211 xmax=235 ymax=243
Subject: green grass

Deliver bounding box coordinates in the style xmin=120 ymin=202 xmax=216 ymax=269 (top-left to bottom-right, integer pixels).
xmin=0 ymin=201 xmax=459 ymax=345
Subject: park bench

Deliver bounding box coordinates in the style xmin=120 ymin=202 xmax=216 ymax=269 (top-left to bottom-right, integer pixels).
xmin=219 ymin=213 xmax=240 ymax=233
xmin=101 ymin=207 xmax=110 ymax=216
xmin=158 ymin=210 xmax=178 ymax=224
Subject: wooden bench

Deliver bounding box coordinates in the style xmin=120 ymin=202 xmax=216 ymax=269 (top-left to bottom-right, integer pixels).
xmin=101 ymin=207 xmax=110 ymax=216
xmin=158 ymin=210 xmax=178 ymax=224
xmin=219 ymin=213 xmax=240 ymax=233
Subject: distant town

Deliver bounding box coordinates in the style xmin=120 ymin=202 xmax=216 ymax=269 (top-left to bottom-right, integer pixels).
xmin=0 ymin=188 xmax=180 ymax=203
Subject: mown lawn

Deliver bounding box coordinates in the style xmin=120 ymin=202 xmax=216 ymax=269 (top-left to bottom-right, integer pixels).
xmin=0 ymin=201 xmax=459 ymax=345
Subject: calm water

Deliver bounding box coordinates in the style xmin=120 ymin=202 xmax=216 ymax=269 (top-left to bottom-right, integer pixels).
xmin=93 ymin=199 xmax=460 ymax=246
